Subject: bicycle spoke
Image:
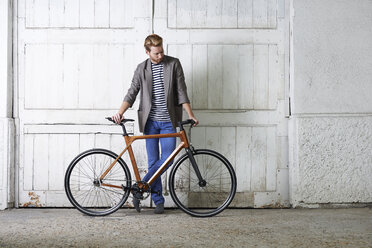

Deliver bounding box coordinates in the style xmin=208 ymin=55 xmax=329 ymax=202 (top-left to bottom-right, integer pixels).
xmin=81 ymin=158 xmax=96 ymax=179
xmin=75 ymin=164 xmax=94 ymax=181
xmin=100 ymin=188 xmax=111 ymax=207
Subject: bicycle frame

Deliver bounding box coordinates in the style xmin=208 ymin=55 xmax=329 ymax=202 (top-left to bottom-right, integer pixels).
xmin=99 ymin=129 xmax=190 ymax=190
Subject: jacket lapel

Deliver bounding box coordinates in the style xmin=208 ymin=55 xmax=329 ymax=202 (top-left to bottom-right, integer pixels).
xmin=145 ymin=59 xmax=152 ymax=98
xmin=163 ymin=56 xmax=170 ymax=98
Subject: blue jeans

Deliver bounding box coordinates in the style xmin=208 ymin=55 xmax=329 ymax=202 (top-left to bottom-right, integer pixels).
xmin=143 ymin=120 xmax=176 ymax=205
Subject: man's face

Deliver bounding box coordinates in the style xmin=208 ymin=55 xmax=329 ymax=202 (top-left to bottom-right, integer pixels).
xmin=146 ymin=46 xmax=164 ymax=64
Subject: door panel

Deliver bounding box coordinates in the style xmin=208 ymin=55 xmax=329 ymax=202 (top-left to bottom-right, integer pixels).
xmin=24 ymin=44 xmax=134 ymax=110
xmin=167 ymin=0 xmax=277 ymax=29
xmin=169 ymin=44 xmax=279 ymax=110
xmin=26 ymin=0 xmax=135 ymax=28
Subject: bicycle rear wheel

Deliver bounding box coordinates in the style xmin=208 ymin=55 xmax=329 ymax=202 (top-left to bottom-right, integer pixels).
xmin=64 ymin=148 xmax=131 ymax=216
xmin=169 ymin=149 xmax=237 ymax=217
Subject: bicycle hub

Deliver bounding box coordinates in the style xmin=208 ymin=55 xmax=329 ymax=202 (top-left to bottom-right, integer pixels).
xmin=199 ymin=180 xmax=207 ymax=187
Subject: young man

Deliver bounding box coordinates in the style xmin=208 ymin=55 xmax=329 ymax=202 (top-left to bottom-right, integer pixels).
xmin=112 ymin=34 xmax=198 ymax=214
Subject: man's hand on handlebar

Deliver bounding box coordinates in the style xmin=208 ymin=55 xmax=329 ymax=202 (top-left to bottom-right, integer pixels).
xmin=112 ymin=113 xmax=124 ymax=125
xmin=189 ymin=117 xmax=199 ymax=127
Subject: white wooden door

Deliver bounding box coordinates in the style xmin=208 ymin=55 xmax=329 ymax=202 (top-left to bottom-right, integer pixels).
xmin=17 ymin=0 xmax=153 ymax=207
xmin=156 ymin=0 xmax=290 ymax=208
xmin=17 ymin=0 xmax=290 ymax=208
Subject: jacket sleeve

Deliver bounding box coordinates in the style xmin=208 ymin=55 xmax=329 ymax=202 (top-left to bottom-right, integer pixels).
xmin=174 ymin=59 xmax=190 ymax=105
xmin=123 ymin=65 xmax=141 ymax=107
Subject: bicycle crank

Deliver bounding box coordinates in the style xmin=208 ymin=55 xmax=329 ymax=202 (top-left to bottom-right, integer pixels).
xmin=130 ymin=181 xmax=151 ymax=200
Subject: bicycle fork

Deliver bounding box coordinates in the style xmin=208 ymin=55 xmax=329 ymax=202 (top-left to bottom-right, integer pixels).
xmin=185 ymin=147 xmax=206 ymax=187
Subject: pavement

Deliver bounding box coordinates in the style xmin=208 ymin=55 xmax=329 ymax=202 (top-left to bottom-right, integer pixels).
xmin=0 ymin=207 xmax=371 ymax=248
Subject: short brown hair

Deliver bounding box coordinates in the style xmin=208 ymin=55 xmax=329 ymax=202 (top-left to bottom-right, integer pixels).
xmin=144 ymin=34 xmax=163 ymax=52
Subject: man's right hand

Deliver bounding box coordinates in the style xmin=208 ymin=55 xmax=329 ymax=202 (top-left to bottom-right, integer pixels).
xmin=112 ymin=113 xmax=124 ymax=124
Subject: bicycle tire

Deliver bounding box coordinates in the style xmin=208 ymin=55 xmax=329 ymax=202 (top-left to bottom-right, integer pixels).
xmin=64 ymin=148 xmax=131 ymax=216
xmin=169 ymin=149 xmax=237 ymax=217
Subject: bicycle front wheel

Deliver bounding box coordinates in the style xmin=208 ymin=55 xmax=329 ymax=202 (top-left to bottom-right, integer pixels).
xmin=64 ymin=148 xmax=131 ymax=216
xmin=169 ymin=149 xmax=237 ymax=217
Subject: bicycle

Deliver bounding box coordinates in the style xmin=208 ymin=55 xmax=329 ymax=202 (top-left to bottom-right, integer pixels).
xmin=64 ymin=118 xmax=237 ymax=217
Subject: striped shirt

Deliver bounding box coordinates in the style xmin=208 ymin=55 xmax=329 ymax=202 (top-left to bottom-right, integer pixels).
xmin=149 ymin=62 xmax=171 ymax=122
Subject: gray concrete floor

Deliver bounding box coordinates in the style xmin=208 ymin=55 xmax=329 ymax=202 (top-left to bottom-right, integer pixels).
xmin=0 ymin=208 xmax=371 ymax=248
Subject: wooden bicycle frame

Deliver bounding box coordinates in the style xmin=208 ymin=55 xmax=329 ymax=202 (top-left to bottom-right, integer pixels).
xmin=99 ymin=129 xmax=190 ymax=190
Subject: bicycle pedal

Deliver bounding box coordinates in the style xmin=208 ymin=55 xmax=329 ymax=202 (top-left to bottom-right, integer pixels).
xmin=132 ymin=192 xmax=143 ymax=199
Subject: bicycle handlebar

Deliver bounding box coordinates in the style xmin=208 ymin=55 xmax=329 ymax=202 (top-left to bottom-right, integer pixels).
xmin=178 ymin=119 xmax=195 ymax=126
xmin=106 ymin=117 xmax=194 ymax=128
xmin=105 ymin=117 xmax=195 ymax=135
xmin=105 ymin=117 xmax=134 ymax=125
xmin=178 ymin=119 xmax=196 ymax=131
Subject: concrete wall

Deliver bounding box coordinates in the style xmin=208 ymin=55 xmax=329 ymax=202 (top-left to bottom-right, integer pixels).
xmin=0 ymin=0 xmax=15 ymax=210
xmin=289 ymin=0 xmax=372 ymax=206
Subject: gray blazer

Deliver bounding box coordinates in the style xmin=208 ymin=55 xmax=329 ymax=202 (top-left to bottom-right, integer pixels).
xmin=124 ymin=55 xmax=190 ymax=133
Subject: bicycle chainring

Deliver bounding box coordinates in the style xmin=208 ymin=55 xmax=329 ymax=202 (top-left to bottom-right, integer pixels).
xmin=131 ymin=181 xmax=151 ymax=200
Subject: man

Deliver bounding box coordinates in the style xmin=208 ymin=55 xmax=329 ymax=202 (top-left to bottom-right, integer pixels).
xmin=112 ymin=34 xmax=198 ymax=214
